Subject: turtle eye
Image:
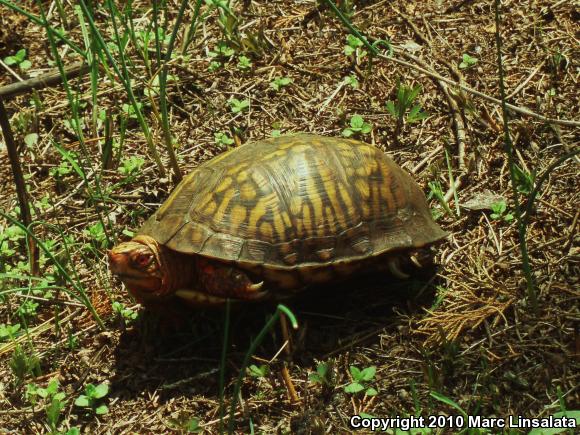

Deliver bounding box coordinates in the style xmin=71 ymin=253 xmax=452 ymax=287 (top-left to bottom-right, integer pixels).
xmin=133 ymin=252 xmax=153 ymax=268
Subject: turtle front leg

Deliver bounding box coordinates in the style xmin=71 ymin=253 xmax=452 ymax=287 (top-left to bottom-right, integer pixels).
xmin=194 ymin=257 xmax=267 ymax=301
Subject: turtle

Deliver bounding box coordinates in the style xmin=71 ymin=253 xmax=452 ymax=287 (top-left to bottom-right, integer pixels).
xmin=108 ymin=134 xmax=447 ymax=306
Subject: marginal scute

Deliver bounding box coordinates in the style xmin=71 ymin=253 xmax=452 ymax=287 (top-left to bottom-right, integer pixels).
xmin=137 ymin=134 xmax=447 ymax=269
xmin=316 ymin=248 xmax=334 ymax=261
xmin=283 ymin=252 xmax=299 ymax=265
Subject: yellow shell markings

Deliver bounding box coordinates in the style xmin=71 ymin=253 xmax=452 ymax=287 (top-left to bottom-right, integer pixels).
xmin=323 ymin=205 xmax=337 ymax=234
xmin=300 ymin=203 xmax=312 ymax=237
xmin=212 ymin=188 xmax=235 ymax=224
xmin=204 ymin=200 xmax=218 ymax=215
xmin=264 ymin=149 xmax=289 ymax=161
xmin=229 ymin=204 xmax=248 ymax=230
xmin=355 ymin=178 xmax=370 ymax=199
xmin=356 ymin=165 xmax=371 ymax=177
xmin=236 ymin=170 xmax=249 ymax=183
xmin=305 ymin=179 xmax=325 ymax=237
xmin=248 ymin=192 xmax=278 ymax=235
xmin=314 ymin=162 xmax=345 ymax=232
xmin=227 ymin=162 xmax=249 ymax=176
xmin=337 ymin=183 xmax=355 ymax=220
xmin=240 ymin=182 xmax=257 ymax=201
xmin=259 ymin=221 xmax=274 ymax=239
xmin=376 ymin=163 xmax=399 ymax=211
xmin=323 ymin=177 xmax=347 ymax=231
xmin=289 ymin=196 xmax=302 ymax=216
xmin=215 ymin=176 xmax=233 ymax=193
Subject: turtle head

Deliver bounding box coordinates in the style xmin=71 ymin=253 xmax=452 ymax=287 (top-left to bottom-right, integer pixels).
xmin=108 ymin=235 xmax=169 ymax=300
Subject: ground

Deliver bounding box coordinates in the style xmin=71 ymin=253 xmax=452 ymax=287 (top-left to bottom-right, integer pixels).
xmin=0 ymin=0 xmax=578 ymax=433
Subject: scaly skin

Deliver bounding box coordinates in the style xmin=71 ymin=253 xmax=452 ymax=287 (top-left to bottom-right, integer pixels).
xmin=107 ymin=235 xmax=266 ymax=306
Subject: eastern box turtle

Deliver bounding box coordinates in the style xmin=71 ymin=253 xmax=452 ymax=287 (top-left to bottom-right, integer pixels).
xmin=108 ymin=134 xmax=447 ymax=305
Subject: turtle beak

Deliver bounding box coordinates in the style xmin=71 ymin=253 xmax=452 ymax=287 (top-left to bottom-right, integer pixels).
xmin=107 ymin=249 xmax=128 ymax=276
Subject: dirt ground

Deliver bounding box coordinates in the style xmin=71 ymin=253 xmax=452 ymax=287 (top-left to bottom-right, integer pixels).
xmin=0 ymin=0 xmax=578 ymax=433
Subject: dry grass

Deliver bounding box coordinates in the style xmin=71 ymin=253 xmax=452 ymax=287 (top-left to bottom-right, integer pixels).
xmin=0 ymin=0 xmax=578 ymax=433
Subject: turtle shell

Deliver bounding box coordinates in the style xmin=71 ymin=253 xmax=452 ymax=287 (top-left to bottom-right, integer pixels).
xmin=138 ymin=134 xmax=447 ymax=269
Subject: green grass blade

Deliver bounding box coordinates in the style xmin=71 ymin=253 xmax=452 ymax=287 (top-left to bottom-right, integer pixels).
xmin=76 ymin=0 xmax=166 ymax=177
xmin=493 ymin=0 xmax=537 ymax=312
xmin=227 ymin=305 xmax=298 ymax=433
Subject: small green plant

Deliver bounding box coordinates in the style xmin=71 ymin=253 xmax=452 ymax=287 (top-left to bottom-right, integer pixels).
xmin=209 ymin=41 xmax=235 ymax=59
xmin=168 ymin=412 xmax=202 ymax=433
xmin=490 ymin=200 xmax=514 ymax=222
xmin=16 ymin=300 xmax=39 ymax=320
xmin=49 ymin=160 xmax=74 ymax=178
xmin=4 ymin=48 xmax=32 ymax=70
xmin=84 ymin=222 xmax=108 ymax=249
xmin=550 ymin=49 xmax=569 ymax=73
xmin=0 ymin=224 xmax=26 ymax=257
xmin=214 ymin=132 xmax=234 ymax=148
xmin=270 ymin=77 xmax=292 ymax=91
xmin=24 ymin=133 xmax=39 ymax=148
xmin=26 ymin=378 xmax=67 ymax=432
xmin=428 ymin=180 xmax=453 ymax=217
xmin=342 ymin=114 xmax=372 ymax=137
xmin=237 ymin=55 xmax=252 ymax=70
xmin=343 ymin=74 xmax=359 ymax=89
xmin=337 ymin=0 xmax=355 ymax=18
xmin=386 ymin=83 xmax=428 ymax=143
xmin=184 ymin=418 xmax=201 ymax=433
xmin=9 ymin=345 xmax=41 ymax=385
xmin=74 ymin=382 xmax=109 ymax=415
xmin=513 ymin=165 xmax=534 ymax=194
xmin=0 ymin=323 xmax=21 ymax=341
xmin=344 ymin=34 xmax=367 ymax=60
xmin=119 ymin=156 xmax=145 ymax=176
xmin=122 ymin=102 xmax=143 ymax=120
xmin=136 ymin=28 xmax=171 ymax=50
xmin=228 ymin=98 xmax=250 ymax=114
xmin=208 ymin=60 xmax=222 ymax=72
xmin=344 ymin=365 xmax=378 ymax=396
xmin=309 ymin=362 xmax=332 ymax=387
xmin=67 ymin=329 xmax=79 ymax=350
xmin=247 ymin=364 xmax=269 ymax=378
xmin=112 ymin=302 xmax=138 ymax=322
xmin=459 ymin=53 xmax=478 ymax=69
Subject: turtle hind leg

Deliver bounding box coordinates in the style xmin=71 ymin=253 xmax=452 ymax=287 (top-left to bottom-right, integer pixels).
xmin=197 ymin=257 xmax=269 ymax=300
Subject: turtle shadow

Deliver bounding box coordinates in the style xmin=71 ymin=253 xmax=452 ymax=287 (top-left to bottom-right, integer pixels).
xmin=108 ymin=268 xmax=439 ymax=402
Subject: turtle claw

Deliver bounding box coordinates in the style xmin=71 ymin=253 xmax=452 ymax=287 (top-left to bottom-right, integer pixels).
xmin=245 ymin=281 xmax=269 ymax=300
xmin=387 ymin=258 xmax=410 ymax=279
xmin=410 ymin=254 xmax=423 ymax=268
xmin=247 ymin=281 xmax=264 ymax=292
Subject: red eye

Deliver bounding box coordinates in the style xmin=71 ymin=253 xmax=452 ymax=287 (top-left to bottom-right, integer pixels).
xmin=134 ymin=253 xmax=152 ymax=267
